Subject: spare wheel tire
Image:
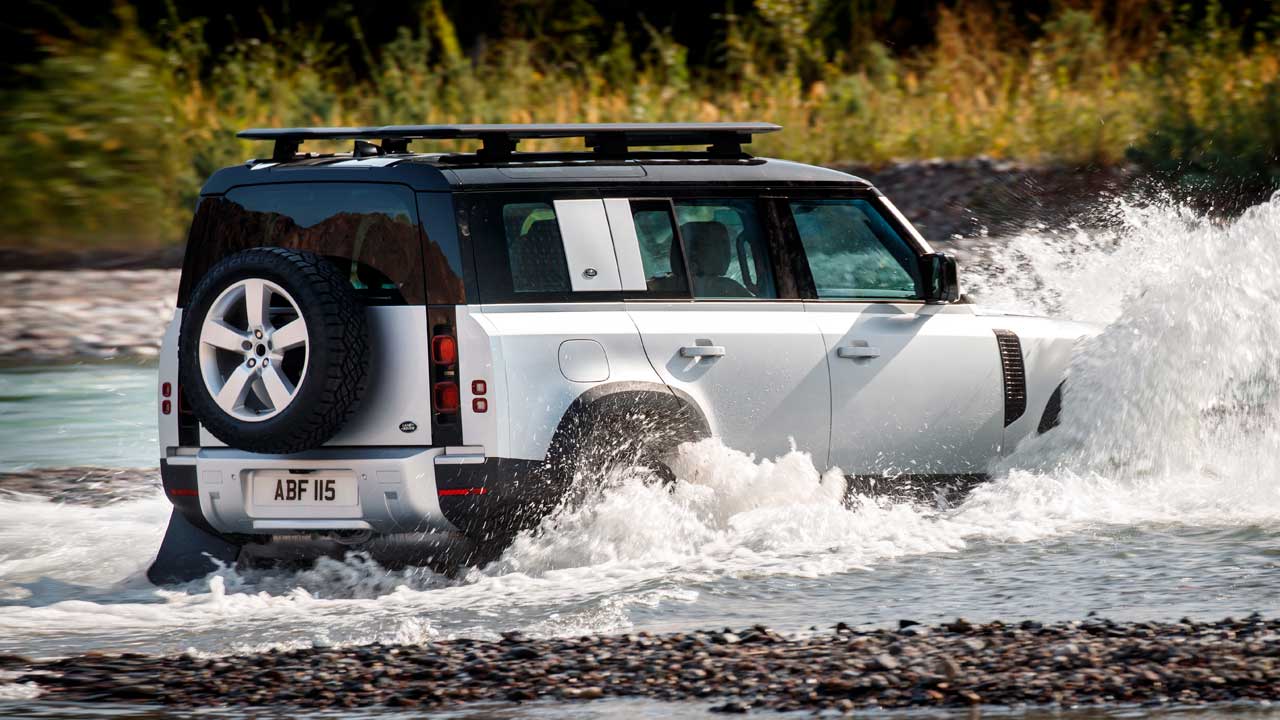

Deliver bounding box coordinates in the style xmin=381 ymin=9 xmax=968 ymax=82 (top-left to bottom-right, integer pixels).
xmin=179 ymin=247 xmax=370 ymax=454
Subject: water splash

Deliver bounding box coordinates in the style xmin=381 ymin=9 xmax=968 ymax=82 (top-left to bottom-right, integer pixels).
xmin=2 ymin=196 xmax=1279 ymax=657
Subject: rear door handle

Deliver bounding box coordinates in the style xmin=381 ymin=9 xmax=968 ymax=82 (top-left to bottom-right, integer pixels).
xmin=680 ymin=345 xmax=726 ymax=358
xmin=837 ymin=345 xmax=881 ymax=359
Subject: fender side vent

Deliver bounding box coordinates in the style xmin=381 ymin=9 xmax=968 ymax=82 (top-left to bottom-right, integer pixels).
xmin=994 ymin=329 xmax=1026 ymax=427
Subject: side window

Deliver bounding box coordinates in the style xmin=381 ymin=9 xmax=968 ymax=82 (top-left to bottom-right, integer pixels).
xmin=629 ymin=201 xmax=688 ymax=294
xmin=671 ymin=200 xmax=777 ymax=300
xmin=788 ymin=198 xmax=921 ymax=299
xmin=500 ymin=202 xmax=571 ymax=293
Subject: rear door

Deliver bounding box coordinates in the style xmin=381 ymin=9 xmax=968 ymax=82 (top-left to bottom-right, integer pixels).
xmin=608 ymin=193 xmax=831 ymax=463
xmin=785 ymin=194 xmax=1004 ymax=477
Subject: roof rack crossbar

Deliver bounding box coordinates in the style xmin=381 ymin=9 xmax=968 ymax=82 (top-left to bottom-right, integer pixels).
xmin=239 ymin=122 xmax=780 ymax=162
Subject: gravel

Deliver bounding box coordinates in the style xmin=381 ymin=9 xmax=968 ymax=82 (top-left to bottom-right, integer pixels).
xmin=10 ymin=617 xmax=1278 ymax=712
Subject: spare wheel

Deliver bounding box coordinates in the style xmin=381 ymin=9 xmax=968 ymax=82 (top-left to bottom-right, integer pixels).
xmin=178 ymin=247 xmax=370 ymax=454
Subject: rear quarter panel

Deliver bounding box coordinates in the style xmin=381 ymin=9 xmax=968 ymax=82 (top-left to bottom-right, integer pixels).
xmin=471 ymin=303 xmax=664 ymax=461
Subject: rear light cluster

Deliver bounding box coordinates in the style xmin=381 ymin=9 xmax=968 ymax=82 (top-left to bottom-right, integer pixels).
xmin=431 ymin=327 xmax=461 ymax=417
xmin=472 ymin=380 xmax=488 ymax=414
xmin=161 ymin=381 xmax=173 ymax=415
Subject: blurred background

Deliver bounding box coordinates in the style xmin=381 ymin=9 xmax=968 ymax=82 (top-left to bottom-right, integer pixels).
xmin=1 ymin=0 xmax=1277 ymax=255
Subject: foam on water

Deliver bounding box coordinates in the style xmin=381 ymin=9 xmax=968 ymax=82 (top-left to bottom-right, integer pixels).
xmin=2 ymin=196 xmax=1279 ymax=657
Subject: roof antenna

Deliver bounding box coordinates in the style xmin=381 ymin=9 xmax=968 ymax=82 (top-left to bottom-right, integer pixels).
xmin=354 ymin=140 xmax=382 ymax=157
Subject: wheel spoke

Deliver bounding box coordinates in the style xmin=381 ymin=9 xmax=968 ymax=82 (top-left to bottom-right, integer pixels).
xmin=243 ymin=279 xmax=269 ymax=329
xmin=215 ymin=364 xmax=254 ymax=414
xmin=261 ymin=365 xmax=295 ymax=410
xmin=201 ymin=320 xmax=250 ymax=352
xmin=249 ymin=377 xmax=272 ymax=407
xmin=272 ymin=318 xmax=307 ymax=351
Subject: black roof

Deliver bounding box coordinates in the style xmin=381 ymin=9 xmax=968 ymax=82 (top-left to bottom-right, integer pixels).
xmin=203 ymin=122 xmax=871 ymax=194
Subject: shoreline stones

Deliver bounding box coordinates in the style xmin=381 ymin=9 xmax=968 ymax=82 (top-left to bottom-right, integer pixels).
xmin=0 ymin=467 xmax=159 ymax=506
xmin=0 ymin=269 xmax=176 ymax=362
xmin=12 ymin=617 xmax=1279 ymax=712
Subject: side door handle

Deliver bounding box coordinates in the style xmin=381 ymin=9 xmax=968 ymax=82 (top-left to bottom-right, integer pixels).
xmin=680 ymin=345 xmax=727 ymax=358
xmin=837 ymin=344 xmax=881 ymax=359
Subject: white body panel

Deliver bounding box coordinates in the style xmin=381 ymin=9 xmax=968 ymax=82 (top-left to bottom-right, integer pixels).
xmin=554 ymin=199 xmax=624 ymax=292
xmin=478 ymin=303 xmax=665 ymax=461
xmin=603 ymin=198 xmax=649 ymax=291
xmin=971 ymin=310 xmax=1095 ymax=451
xmin=626 ymin=301 xmax=831 ymax=463
xmin=157 ymin=311 xmax=181 ymax=453
xmin=457 ymin=305 xmax=502 ymax=457
xmin=808 ymin=302 xmax=1004 ymax=475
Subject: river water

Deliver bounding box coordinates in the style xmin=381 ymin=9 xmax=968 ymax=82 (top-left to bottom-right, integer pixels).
xmin=1 ymin=198 xmax=1279 ymax=711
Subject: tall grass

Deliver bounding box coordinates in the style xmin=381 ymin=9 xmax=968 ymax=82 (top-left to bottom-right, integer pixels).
xmin=1 ymin=2 xmax=1276 ymax=248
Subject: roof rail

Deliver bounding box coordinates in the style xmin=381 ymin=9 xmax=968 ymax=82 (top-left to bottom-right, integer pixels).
xmin=237 ymin=122 xmax=781 ymax=162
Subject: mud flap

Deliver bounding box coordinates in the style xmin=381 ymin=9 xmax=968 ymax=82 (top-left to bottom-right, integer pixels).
xmin=146 ymin=509 xmax=241 ymax=585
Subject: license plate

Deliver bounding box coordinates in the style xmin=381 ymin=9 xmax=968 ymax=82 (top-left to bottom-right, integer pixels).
xmin=251 ymin=471 xmax=358 ymax=508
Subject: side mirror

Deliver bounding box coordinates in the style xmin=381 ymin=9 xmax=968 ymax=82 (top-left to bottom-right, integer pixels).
xmin=919 ymin=252 xmax=960 ymax=303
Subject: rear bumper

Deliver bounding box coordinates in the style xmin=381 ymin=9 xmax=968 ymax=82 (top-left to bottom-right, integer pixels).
xmin=164 ymin=447 xmax=456 ymax=536
xmin=161 ymin=449 xmax=554 ymax=540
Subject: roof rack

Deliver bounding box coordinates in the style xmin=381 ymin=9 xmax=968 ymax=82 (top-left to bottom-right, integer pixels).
xmin=237 ymin=122 xmax=781 ymax=162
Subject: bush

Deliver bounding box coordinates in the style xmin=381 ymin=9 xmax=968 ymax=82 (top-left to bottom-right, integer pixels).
xmin=0 ymin=1 xmax=1276 ymax=247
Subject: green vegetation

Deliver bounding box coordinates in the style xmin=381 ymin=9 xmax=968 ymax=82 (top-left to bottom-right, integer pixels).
xmin=1 ymin=1 xmax=1277 ymax=248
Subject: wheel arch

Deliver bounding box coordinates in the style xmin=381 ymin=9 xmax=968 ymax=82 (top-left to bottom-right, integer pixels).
xmin=544 ymin=380 xmax=712 ymax=468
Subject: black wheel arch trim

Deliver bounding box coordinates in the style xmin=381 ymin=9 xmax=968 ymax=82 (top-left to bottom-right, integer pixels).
xmin=436 ymin=381 xmax=710 ymax=542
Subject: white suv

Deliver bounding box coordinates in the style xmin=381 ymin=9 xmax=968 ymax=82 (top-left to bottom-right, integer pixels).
xmin=149 ymin=123 xmax=1091 ymax=583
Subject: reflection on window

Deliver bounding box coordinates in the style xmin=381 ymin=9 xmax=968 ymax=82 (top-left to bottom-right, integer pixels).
xmin=198 ymin=183 xmax=424 ymax=304
xmin=631 ymin=204 xmax=684 ymax=293
xmin=789 ymin=199 xmax=919 ymax=299
xmin=500 ymin=202 xmax=570 ymax=293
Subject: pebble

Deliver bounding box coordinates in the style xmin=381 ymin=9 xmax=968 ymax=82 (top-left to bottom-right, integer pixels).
xmin=11 ymin=617 xmax=1278 ymax=712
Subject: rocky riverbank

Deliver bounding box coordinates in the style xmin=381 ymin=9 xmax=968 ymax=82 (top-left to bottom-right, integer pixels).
xmin=0 ymin=269 xmax=176 ymax=362
xmin=0 ymin=467 xmax=158 ymax=505
xmin=7 ymin=617 xmax=1276 ymax=712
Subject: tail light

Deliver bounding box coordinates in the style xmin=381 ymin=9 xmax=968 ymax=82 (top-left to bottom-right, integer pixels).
xmin=161 ymin=382 xmax=173 ymax=415
xmin=432 ymin=326 xmax=461 ymax=424
xmin=432 ymin=335 xmax=458 ymax=365
xmin=434 ymin=381 xmax=460 ymax=412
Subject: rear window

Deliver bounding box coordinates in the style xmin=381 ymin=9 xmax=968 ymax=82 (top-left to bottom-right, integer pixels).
xmin=788 ymin=198 xmax=921 ymax=299
xmin=180 ymin=183 xmax=425 ymax=305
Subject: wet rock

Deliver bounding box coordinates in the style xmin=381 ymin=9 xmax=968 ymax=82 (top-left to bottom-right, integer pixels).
xmin=871 ymin=654 xmax=900 ymax=671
